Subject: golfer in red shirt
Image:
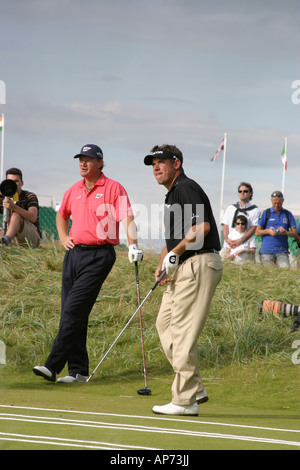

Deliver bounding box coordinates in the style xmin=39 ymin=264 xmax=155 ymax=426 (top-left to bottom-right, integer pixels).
xmin=33 ymin=144 xmax=143 ymax=383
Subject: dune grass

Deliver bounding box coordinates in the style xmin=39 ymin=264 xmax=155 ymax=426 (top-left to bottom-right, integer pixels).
xmin=0 ymin=242 xmax=299 ymax=378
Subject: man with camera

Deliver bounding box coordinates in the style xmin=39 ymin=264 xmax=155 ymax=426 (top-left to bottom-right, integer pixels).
xmin=0 ymin=167 xmax=41 ymax=247
xmin=255 ymin=191 xmax=299 ymax=268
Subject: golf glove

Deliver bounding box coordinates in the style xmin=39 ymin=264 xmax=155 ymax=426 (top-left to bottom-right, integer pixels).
xmin=128 ymin=244 xmax=143 ymax=263
xmin=162 ymin=250 xmax=179 ymax=274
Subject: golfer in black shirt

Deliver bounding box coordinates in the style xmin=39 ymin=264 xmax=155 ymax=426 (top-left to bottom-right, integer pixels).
xmin=144 ymin=144 xmax=223 ymax=416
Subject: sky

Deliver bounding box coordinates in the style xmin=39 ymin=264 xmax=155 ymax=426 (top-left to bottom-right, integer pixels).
xmin=0 ymin=0 xmax=299 ymax=246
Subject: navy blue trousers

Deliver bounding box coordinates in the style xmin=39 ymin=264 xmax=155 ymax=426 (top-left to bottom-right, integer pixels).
xmin=45 ymin=245 xmax=116 ymax=376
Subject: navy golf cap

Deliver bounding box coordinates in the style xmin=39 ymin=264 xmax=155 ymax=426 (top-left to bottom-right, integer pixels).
xmin=144 ymin=149 xmax=182 ymax=166
xmin=74 ymin=144 xmax=103 ymax=159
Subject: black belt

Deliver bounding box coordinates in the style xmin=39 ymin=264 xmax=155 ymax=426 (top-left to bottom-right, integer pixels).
xmin=76 ymin=244 xmax=114 ymax=250
xmin=180 ymin=248 xmax=219 ymax=263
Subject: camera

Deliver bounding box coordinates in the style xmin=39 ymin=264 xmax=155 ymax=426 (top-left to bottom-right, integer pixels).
xmin=0 ymin=179 xmax=18 ymax=198
xmin=0 ymin=179 xmax=18 ymax=231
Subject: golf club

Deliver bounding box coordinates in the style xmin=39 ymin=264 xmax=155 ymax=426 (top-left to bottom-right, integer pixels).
xmin=76 ymin=269 xmax=166 ymax=383
xmin=135 ymin=261 xmax=151 ymax=396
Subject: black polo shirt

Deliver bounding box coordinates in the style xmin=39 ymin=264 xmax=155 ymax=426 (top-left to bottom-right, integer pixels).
xmin=164 ymin=172 xmax=221 ymax=262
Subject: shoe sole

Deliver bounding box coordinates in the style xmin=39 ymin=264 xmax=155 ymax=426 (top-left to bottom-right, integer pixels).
xmin=196 ymin=396 xmax=209 ymax=405
xmin=153 ymin=410 xmax=198 ymax=416
xmin=57 ymin=379 xmax=76 ymax=383
xmin=33 ymin=368 xmax=56 ymax=382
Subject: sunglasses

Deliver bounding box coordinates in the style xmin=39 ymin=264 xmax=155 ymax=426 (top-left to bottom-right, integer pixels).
xmin=238 ymin=190 xmax=249 ymax=193
xmin=236 ymin=222 xmax=246 ymax=225
xmin=271 ymin=192 xmax=283 ymax=198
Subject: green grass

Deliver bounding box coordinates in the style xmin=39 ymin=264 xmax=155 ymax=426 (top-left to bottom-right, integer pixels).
xmin=0 ymin=362 xmax=299 ymax=450
xmin=0 ymin=242 xmax=300 ymax=450
xmin=0 ymin=242 xmax=298 ymax=372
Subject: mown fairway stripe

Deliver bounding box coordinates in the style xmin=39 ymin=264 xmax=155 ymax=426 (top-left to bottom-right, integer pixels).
xmin=0 ymin=405 xmax=298 ymax=435
xmin=0 ymin=431 xmax=156 ymax=450
xmin=0 ymin=412 xmax=300 ymax=448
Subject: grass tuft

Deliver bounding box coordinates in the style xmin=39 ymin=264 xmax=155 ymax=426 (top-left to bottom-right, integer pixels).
xmin=0 ymin=243 xmax=299 ymax=378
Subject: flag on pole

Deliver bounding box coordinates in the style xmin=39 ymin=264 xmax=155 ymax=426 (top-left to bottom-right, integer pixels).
xmin=211 ymin=139 xmax=224 ymax=161
xmin=0 ymin=115 xmax=3 ymax=130
xmin=281 ymin=140 xmax=287 ymax=171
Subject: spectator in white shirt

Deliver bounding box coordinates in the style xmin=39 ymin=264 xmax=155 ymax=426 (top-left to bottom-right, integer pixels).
xmin=225 ymin=215 xmax=256 ymax=263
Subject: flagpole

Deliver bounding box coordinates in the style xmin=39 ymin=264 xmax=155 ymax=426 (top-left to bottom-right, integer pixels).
xmin=219 ymin=132 xmax=227 ymax=223
xmin=0 ymin=113 xmax=4 ymax=181
xmin=281 ymin=136 xmax=287 ymax=195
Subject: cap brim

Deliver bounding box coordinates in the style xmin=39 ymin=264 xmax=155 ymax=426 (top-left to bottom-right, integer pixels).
xmin=74 ymin=154 xmax=103 ymax=159
xmin=144 ymin=149 xmax=181 ymax=166
xmin=144 ymin=154 xmax=155 ymax=165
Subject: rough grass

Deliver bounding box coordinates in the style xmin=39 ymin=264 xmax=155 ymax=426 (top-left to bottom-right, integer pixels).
xmin=0 ymin=242 xmax=299 ymax=378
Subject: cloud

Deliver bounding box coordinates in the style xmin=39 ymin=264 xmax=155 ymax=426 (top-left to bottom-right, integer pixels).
xmin=7 ymin=93 xmax=299 ymax=170
xmin=1 ymin=0 xmax=299 ymax=217
xmin=2 ymin=0 xmax=300 ymax=60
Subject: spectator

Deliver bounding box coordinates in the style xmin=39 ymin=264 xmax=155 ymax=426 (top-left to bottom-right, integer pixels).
xmin=0 ymin=168 xmax=41 ymax=247
xmin=225 ymin=215 xmax=256 ymax=263
xmin=296 ymin=218 xmax=300 ymax=270
xmin=221 ymin=182 xmax=261 ymax=258
xmin=255 ymin=191 xmax=299 ymax=268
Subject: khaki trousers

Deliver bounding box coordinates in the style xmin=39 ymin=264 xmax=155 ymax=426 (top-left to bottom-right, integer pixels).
xmin=0 ymin=220 xmax=40 ymax=247
xmin=156 ymin=252 xmax=223 ymax=406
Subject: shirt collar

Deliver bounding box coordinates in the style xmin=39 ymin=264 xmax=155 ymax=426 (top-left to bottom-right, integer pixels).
xmin=238 ymin=201 xmax=252 ymax=208
xmin=165 ymin=172 xmax=186 ymax=197
xmin=80 ymin=172 xmax=106 ymax=188
xmin=270 ymin=206 xmax=284 ymax=214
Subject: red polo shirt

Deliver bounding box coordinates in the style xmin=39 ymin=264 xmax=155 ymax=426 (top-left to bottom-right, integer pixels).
xmin=59 ymin=173 xmax=133 ymax=245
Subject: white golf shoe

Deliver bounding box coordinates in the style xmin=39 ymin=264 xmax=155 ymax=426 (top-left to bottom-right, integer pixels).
xmin=57 ymin=375 xmax=77 ymax=383
xmin=152 ymin=402 xmax=198 ymax=416
xmin=33 ymin=366 xmax=56 ymax=382
xmin=57 ymin=374 xmax=89 ymax=383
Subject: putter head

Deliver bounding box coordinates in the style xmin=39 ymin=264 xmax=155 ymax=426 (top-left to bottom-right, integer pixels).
xmin=137 ymin=387 xmax=151 ymax=396
xmin=76 ymin=373 xmax=89 ymax=383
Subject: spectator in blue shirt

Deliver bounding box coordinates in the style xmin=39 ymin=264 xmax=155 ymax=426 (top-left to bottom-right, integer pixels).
xmin=255 ymin=191 xmax=299 ymax=268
